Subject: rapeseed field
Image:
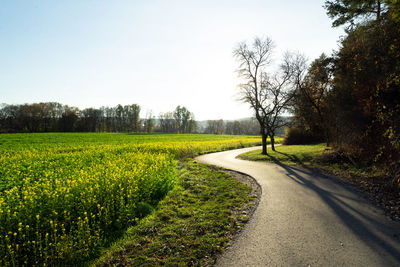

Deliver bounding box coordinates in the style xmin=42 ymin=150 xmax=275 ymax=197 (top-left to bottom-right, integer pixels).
xmin=0 ymin=133 xmax=262 ymax=265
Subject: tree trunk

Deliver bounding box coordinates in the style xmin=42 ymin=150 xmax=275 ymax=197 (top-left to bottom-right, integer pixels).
xmin=261 ymin=131 xmax=268 ymax=155
xmin=317 ymin=109 xmax=330 ymax=147
xmin=377 ymin=0 xmax=381 ymax=21
xmin=270 ymin=135 xmax=276 ymax=151
xmin=322 ymin=119 xmax=330 ymax=147
xmin=325 ymin=130 xmax=330 ymax=147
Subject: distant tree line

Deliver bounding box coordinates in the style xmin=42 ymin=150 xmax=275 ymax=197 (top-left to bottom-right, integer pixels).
xmin=202 ymin=118 xmax=284 ymax=136
xmin=157 ymin=106 xmax=196 ymax=133
xmin=0 ymin=103 xmax=198 ymax=134
xmin=0 ymin=102 xmax=270 ymax=136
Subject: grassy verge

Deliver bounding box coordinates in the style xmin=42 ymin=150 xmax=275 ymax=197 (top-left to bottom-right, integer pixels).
xmin=238 ymin=143 xmax=380 ymax=179
xmin=93 ymin=160 xmax=258 ymax=266
xmin=238 ymin=144 xmax=328 ymax=165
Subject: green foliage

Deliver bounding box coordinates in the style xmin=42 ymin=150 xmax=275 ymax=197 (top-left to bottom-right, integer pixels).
xmin=389 ymin=0 xmax=400 ymax=21
xmin=0 ymin=133 xmax=261 ymax=265
xmin=95 ymin=161 xmax=256 ymax=266
xmin=324 ymin=0 xmax=388 ymax=27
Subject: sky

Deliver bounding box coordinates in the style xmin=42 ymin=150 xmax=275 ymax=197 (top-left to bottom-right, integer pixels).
xmin=0 ymin=0 xmax=344 ymax=120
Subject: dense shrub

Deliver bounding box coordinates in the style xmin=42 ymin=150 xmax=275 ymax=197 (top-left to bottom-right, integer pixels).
xmin=283 ymin=127 xmax=322 ymax=145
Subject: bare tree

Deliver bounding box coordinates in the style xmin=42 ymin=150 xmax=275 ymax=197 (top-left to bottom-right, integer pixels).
xmin=173 ymin=106 xmax=196 ymax=133
xmin=204 ymin=119 xmax=224 ymax=134
xmin=225 ymin=120 xmax=243 ymax=135
xmin=234 ymin=37 xmax=296 ymax=154
xmin=143 ymin=110 xmax=155 ymax=133
xmin=125 ymin=104 xmax=141 ymax=132
xmin=264 ymin=52 xmax=305 ymax=150
xmin=234 ymin=37 xmax=273 ymax=154
xmin=159 ymin=112 xmax=175 ymax=133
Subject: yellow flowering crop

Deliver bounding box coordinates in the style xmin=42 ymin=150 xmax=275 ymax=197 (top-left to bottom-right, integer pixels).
xmin=0 ymin=133 xmax=263 ymax=265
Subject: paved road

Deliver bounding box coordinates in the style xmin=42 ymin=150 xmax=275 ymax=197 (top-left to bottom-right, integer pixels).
xmin=196 ymin=146 xmax=400 ymax=266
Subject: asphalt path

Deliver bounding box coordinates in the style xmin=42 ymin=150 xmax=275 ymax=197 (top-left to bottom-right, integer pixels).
xmin=195 ymin=146 xmax=400 ymax=266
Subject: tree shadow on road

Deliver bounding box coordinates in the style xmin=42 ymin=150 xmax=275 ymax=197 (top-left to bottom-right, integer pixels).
xmin=272 ymin=160 xmax=400 ymax=263
xmin=263 ymin=150 xmax=309 ymax=166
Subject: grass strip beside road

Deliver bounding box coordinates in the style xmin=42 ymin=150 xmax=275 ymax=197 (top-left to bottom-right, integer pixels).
xmin=238 ymin=144 xmax=328 ymax=165
xmin=94 ymin=160 xmax=257 ymax=266
xmin=238 ymin=143 xmax=379 ymax=179
xmin=238 ymin=143 xmax=376 ymax=178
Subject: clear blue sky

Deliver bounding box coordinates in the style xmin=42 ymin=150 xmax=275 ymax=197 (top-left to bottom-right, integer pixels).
xmin=0 ymin=0 xmax=344 ymax=120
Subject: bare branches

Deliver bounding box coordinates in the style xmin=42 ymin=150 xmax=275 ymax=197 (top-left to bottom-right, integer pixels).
xmin=234 ymin=36 xmax=302 ymax=153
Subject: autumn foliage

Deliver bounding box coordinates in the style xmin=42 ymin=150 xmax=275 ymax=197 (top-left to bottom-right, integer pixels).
xmin=291 ymin=1 xmax=400 ymax=185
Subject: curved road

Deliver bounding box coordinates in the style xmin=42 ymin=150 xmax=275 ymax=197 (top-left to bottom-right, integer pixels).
xmin=196 ymin=146 xmax=400 ymax=266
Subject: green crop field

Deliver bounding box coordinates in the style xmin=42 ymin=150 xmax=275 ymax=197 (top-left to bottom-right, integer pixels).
xmin=0 ymin=133 xmax=262 ymax=265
